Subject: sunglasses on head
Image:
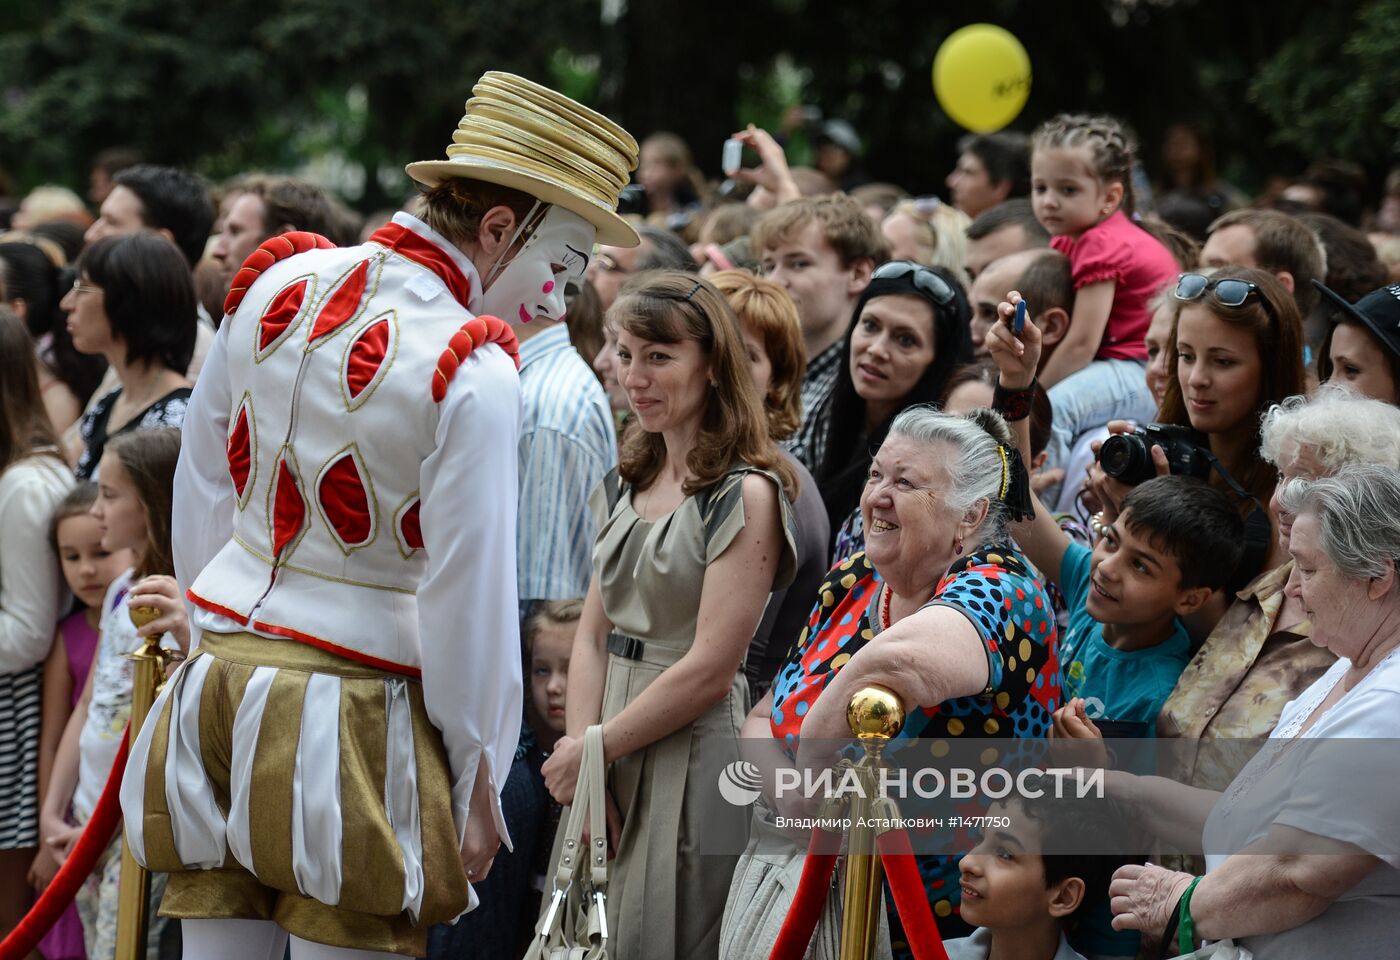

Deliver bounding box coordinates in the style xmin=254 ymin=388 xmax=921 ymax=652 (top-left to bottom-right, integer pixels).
xmin=1174 ymin=273 xmax=1277 ymax=321
xmin=871 ymin=260 xmax=956 ymax=306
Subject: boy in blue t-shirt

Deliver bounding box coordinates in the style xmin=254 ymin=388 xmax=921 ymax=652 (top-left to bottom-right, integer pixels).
xmin=1013 ymin=473 xmax=1245 ymax=732
xmin=1009 ymin=475 xmax=1243 ymax=960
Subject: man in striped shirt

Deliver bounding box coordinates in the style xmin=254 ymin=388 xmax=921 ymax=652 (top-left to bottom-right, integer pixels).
xmin=515 ymin=306 xmax=618 ymax=617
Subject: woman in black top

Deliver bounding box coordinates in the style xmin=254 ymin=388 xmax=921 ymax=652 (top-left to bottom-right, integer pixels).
xmin=61 ymin=234 xmax=196 ymax=479
xmin=816 ymin=260 xmax=972 ymax=560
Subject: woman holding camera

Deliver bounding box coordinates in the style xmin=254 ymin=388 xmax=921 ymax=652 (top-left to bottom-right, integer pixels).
xmin=1091 ymin=268 xmax=1306 ymax=572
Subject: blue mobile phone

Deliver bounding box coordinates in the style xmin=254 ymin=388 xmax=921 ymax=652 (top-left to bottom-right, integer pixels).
xmin=1013 ymin=299 xmax=1028 ymax=334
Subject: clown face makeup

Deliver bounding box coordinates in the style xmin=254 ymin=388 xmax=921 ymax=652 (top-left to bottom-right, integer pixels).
xmin=479 ymin=204 xmax=594 ymax=325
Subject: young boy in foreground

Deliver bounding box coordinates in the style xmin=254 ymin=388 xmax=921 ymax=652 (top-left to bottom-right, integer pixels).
xmin=950 ymin=797 xmax=1121 ymax=960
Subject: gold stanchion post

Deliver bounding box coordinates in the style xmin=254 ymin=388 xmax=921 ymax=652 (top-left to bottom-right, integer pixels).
xmin=113 ymin=605 xmax=179 ymax=960
xmin=839 ymin=686 xmax=905 ymax=960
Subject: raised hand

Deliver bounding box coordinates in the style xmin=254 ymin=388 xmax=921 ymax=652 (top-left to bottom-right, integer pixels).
xmin=127 ymin=574 xmax=191 ymax=652
xmin=984 ymin=291 xmax=1042 ymax=390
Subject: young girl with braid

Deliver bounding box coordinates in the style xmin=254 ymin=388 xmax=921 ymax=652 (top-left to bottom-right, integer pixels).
xmin=1030 ymin=114 xmax=1179 ymax=388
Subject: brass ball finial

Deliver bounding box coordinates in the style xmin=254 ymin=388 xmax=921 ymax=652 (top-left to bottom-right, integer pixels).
xmin=846 ymin=685 xmax=905 ymax=741
xmin=128 ymin=605 xmax=161 ymax=634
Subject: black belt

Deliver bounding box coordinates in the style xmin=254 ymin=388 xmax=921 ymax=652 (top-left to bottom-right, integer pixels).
xmin=606 ymin=633 xmax=646 ymax=660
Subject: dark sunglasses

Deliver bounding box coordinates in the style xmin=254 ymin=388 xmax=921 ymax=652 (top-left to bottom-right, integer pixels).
xmin=871 ymin=260 xmax=957 ymax=306
xmin=1174 ymin=273 xmax=1277 ymax=321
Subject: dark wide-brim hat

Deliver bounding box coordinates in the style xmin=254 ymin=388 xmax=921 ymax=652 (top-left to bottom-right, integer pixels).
xmin=407 ymin=71 xmax=640 ymax=247
xmin=1313 ymin=279 xmax=1400 ymax=359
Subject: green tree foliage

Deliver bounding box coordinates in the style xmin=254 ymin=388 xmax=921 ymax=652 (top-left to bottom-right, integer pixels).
xmin=0 ymin=0 xmax=1392 ymax=206
xmin=1250 ymin=0 xmax=1400 ymax=163
xmin=0 ymin=0 xmax=600 ymax=206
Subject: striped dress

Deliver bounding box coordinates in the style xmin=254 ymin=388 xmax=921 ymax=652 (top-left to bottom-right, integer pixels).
xmin=0 ymin=453 xmax=73 ymax=849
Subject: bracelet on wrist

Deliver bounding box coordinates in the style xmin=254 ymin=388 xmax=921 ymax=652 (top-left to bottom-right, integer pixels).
xmin=1089 ymin=511 xmax=1110 ymax=539
xmin=1177 ymin=875 xmax=1203 ymax=954
xmin=992 ymin=379 xmax=1038 ymax=422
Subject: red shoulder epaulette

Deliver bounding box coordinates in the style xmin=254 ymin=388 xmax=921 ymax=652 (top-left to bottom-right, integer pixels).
xmin=431 ymin=315 xmax=520 ymax=403
xmin=223 ymin=231 xmax=336 ymax=318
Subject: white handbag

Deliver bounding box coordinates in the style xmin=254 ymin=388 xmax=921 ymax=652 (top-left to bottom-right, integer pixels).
xmin=525 ymin=725 xmax=610 ymax=960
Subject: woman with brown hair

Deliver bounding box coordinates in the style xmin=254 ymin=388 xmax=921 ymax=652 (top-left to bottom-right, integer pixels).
xmin=0 ymin=307 xmax=74 ymax=943
xmin=541 ymin=271 xmax=798 ymax=959
xmin=1092 ymin=267 xmax=1308 ymax=579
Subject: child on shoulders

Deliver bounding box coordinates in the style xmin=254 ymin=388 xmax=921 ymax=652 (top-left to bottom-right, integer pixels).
xmin=1030 ymin=114 xmax=1179 ymax=389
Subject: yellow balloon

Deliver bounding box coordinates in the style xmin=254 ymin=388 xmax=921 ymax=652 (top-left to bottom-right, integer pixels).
xmin=932 ymin=24 xmax=1032 ymax=133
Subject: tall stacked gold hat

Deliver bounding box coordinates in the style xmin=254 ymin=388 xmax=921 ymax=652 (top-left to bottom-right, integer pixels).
xmin=407 ymin=71 xmax=640 ymax=247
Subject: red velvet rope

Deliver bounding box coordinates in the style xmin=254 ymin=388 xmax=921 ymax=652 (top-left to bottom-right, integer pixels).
xmin=876 ymin=829 xmax=950 ymax=960
xmin=767 ymin=829 xmax=841 ymax=960
xmin=0 ymin=726 xmax=130 ymax=960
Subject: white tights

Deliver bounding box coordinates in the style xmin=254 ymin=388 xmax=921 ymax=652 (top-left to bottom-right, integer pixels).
xmin=180 ymin=918 xmax=401 ymax=959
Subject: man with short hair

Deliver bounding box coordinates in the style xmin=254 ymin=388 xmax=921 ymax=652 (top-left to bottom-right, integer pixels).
xmin=969 ymin=249 xmax=1051 ymax=358
xmin=964 ymin=198 xmax=1050 ymax=281
xmin=83 ymin=163 xmax=218 ymax=378
xmin=586 ymin=223 xmax=696 ymax=309
xmin=86 ymin=164 xmax=213 ymax=269
xmin=753 ymin=193 xmax=888 ymax=471
xmin=210 ymin=175 xmax=344 ymax=296
xmin=946 ymin=132 xmax=1032 ymax=220
xmin=1200 ymin=209 xmax=1325 ymax=316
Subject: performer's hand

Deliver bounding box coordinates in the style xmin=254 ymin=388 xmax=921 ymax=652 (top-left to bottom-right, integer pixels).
xmin=128 ymin=575 xmax=191 ymax=652
xmin=461 ymin=768 xmax=501 ymax=883
xmin=542 ymin=734 xmax=584 ymax=806
xmin=460 ymin=808 xmax=498 ymax=885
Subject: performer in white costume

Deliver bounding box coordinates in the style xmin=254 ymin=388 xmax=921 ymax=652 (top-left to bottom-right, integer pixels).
xmin=119 ymin=72 xmax=638 ymax=958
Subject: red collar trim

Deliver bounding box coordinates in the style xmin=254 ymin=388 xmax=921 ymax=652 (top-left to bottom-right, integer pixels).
xmin=368 ymin=220 xmax=474 ymax=310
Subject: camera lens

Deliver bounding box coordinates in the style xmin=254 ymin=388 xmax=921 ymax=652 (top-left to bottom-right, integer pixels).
xmin=1099 ymin=434 xmax=1150 ymax=484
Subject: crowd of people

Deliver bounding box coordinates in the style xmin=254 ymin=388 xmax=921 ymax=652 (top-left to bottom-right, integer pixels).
xmin=2 ymin=89 xmax=1400 ymax=960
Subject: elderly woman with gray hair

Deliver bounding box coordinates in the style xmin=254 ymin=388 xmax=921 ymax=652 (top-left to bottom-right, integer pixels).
xmin=722 ymin=406 xmax=1059 ymax=956
xmin=1156 ymin=383 xmax=1400 ymax=809
xmin=1105 ymin=464 xmax=1400 ymax=958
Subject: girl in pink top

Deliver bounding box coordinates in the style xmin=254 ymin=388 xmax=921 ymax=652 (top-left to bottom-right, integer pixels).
xmin=31 ymin=483 xmax=132 ymax=960
xmin=1031 ymin=114 xmax=1179 ymax=387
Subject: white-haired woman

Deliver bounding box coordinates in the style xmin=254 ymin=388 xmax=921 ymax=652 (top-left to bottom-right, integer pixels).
xmin=1106 ymin=464 xmax=1400 ymax=958
xmin=1155 ymin=384 xmax=1400 ymax=815
xmin=723 ymin=406 xmax=1057 ymax=955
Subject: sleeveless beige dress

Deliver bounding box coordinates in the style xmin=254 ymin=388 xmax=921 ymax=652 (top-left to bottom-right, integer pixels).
xmin=581 ymin=463 xmax=796 ymax=960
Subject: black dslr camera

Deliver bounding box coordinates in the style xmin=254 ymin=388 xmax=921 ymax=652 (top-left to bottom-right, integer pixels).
xmin=1098 ymin=423 xmax=1212 ymax=486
